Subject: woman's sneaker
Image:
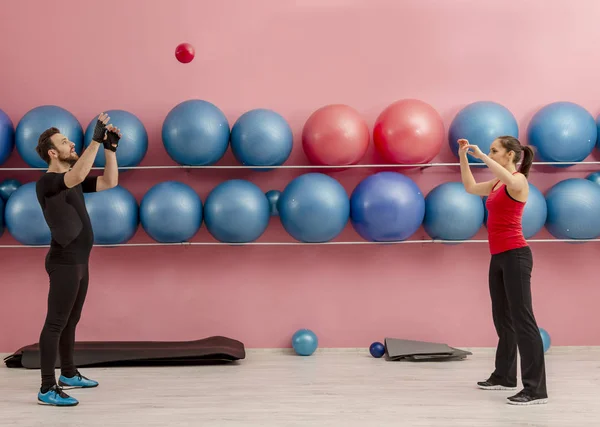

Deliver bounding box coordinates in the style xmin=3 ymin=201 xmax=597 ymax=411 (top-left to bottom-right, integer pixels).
xmin=507 ymin=390 xmax=548 ymax=405
xmin=37 ymin=385 xmax=79 ymax=407
xmin=477 ymin=378 xmax=518 ymax=390
xmin=59 ymin=370 xmax=99 ymax=389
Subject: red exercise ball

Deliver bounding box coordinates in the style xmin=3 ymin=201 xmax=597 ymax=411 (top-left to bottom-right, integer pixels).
xmin=302 ymin=104 xmax=370 ymax=166
xmin=373 ymin=99 xmax=445 ymax=164
xmin=175 ymin=43 xmax=195 ymax=63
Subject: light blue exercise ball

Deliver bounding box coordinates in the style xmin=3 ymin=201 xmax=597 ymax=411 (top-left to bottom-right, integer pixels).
xmin=84 ymin=109 xmax=148 ymax=168
xmin=140 ymin=181 xmax=202 ymax=243
xmin=84 ymin=186 xmax=139 ymax=245
xmin=4 ymin=182 xmax=51 ymax=245
xmin=204 ymin=180 xmax=270 ymax=243
xmin=278 ymin=173 xmax=349 ymax=243
xmin=230 ymin=109 xmax=293 ymax=169
xmin=15 ymin=105 xmax=83 ymax=168
xmin=449 ymin=101 xmax=519 ymax=165
xmin=162 ymin=99 xmax=230 ymax=166
xmin=0 ymin=108 xmax=15 ymax=166
xmin=527 ymin=102 xmax=596 ymax=166
xmin=292 ymin=329 xmax=318 ymax=356
xmin=424 ymin=182 xmax=484 ymax=241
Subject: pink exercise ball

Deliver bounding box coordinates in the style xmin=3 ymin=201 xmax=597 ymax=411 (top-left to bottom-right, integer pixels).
xmin=302 ymin=104 xmax=370 ymax=166
xmin=373 ymin=99 xmax=445 ymax=164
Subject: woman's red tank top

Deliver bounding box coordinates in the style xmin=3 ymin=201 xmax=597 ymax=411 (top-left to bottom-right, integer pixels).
xmin=485 ymin=176 xmax=528 ymax=255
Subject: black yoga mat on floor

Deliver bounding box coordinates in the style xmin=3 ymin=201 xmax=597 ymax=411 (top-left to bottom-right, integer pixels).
xmin=4 ymin=336 xmax=245 ymax=369
xmin=384 ymin=338 xmax=472 ymax=361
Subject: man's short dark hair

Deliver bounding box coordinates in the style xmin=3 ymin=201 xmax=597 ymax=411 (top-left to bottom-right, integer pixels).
xmin=36 ymin=127 xmax=61 ymax=164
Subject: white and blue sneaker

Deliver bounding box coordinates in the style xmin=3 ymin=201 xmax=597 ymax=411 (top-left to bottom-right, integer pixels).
xmin=59 ymin=371 xmax=99 ymax=389
xmin=37 ymin=385 xmax=79 ymax=407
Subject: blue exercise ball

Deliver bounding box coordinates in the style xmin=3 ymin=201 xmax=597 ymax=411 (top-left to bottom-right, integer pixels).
xmin=483 ymin=183 xmax=547 ymax=239
xmin=278 ymin=173 xmax=350 ymax=243
xmin=350 ymin=172 xmax=425 ymax=241
xmin=231 ymin=109 xmax=293 ymax=169
xmin=0 ymin=178 xmax=21 ymax=201
xmin=424 ymin=182 xmax=484 ymax=241
xmin=204 ymin=180 xmax=270 ymax=243
xmin=265 ymin=190 xmax=281 ymax=216
xmin=84 ymin=186 xmax=139 ymax=245
xmin=292 ymin=329 xmax=318 ymax=356
xmin=0 ymin=197 xmax=4 ymax=238
xmin=545 ymin=178 xmax=600 ymax=239
xmin=597 ymin=114 xmax=600 ymax=150
xmin=521 ymin=183 xmax=548 ymax=238
xmin=15 ymin=105 xmax=83 ymax=168
xmin=449 ymin=101 xmax=519 ymax=164
xmin=527 ymin=102 xmax=596 ymax=166
xmin=539 ymin=328 xmax=551 ymax=353
xmin=140 ymin=181 xmax=202 ymax=243
xmin=162 ymin=99 xmax=230 ymax=166
xmin=4 ymin=182 xmax=51 ymax=245
xmin=84 ymin=110 xmax=148 ymax=168
xmin=586 ymin=171 xmax=600 ymax=186
xmin=369 ymin=342 xmax=386 ymax=358
xmin=0 ymin=109 xmax=15 ymax=166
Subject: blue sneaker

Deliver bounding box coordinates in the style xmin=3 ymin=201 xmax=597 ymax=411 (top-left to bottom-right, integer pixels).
xmin=37 ymin=385 xmax=79 ymax=406
xmin=59 ymin=371 xmax=99 ymax=389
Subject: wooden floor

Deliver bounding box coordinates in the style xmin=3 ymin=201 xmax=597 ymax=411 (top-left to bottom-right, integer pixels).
xmin=1 ymin=347 xmax=599 ymax=426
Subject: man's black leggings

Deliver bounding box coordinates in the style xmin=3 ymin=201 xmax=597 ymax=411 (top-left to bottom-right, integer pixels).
xmin=488 ymin=245 xmax=547 ymax=398
xmin=39 ymin=263 xmax=89 ymax=391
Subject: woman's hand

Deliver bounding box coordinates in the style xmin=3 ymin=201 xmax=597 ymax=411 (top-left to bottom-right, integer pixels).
xmin=457 ymin=139 xmax=470 ymax=157
xmin=458 ymin=139 xmax=485 ymax=160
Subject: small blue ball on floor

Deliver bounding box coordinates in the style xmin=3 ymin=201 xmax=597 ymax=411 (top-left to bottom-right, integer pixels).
xmin=369 ymin=342 xmax=385 ymax=358
xmin=292 ymin=329 xmax=318 ymax=356
xmin=539 ymin=328 xmax=551 ymax=353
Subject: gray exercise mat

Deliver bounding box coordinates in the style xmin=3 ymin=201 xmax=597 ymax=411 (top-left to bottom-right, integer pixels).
xmin=384 ymin=338 xmax=472 ymax=361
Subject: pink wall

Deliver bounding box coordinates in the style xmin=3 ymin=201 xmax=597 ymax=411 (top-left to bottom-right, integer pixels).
xmin=1 ymin=0 xmax=599 ymax=352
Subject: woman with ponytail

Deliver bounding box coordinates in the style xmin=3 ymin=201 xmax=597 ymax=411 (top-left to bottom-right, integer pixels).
xmin=458 ymin=136 xmax=548 ymax=406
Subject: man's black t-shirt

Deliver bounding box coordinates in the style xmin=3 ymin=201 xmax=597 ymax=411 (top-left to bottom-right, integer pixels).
xmin=36 ymin=172 xmax=97 ymax=265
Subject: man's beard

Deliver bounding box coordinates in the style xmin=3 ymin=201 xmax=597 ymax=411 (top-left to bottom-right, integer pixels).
xmin=60 ymin=152 xmax=79 ymax=167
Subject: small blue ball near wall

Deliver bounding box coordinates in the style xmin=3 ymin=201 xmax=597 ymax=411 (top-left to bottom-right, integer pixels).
xmin=265 ymin=190 xmax=281 ymax=216
xmin=0 ymin=178 xmax=21 ymax=201
xmin=586 ymin=172 xmax=600 ymax=186
xmin=292 ymin=329 xmax=318 ymax=356
xmin=369 ymin=342 xmax=386 ymax=358
xmin=539 ymin=328 xmax=551 ymax=353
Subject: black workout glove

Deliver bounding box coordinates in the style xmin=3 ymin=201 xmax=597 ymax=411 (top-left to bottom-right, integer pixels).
xmin=104 ymin=129 xmax=120 ymax=152
xmin=92 ymin=120 xmax=107 ymax=143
